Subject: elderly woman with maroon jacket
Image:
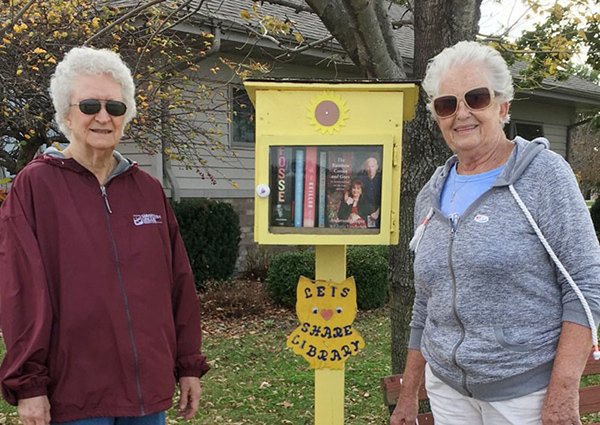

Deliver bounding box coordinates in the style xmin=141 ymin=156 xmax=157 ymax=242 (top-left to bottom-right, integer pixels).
xmin=0 ymin=47 xmax=210 ymax=425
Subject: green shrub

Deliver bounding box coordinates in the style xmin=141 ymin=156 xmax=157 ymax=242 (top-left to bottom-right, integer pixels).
xmin=265 ymin=246 xmax=388 ymax=310
xmin=347 ymin=246 xmax=389 ymax=310
xmin=171 ymin=199 xmax=240 ymax=291
xmin=591 ymin=198 xmax=600 ymax=235
xmin=265 ymin=249 xmax=315 ymax=307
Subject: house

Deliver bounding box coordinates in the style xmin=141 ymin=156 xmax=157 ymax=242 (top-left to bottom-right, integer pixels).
xmin=117 ymin=0 xmax=600 ymax=268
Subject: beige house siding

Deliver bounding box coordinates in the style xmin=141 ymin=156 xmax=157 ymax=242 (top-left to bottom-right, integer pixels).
xmin=509 ymin=99 xmax=572 ymax=157
xmin=115 ymin=56 xmax=596 ymax=272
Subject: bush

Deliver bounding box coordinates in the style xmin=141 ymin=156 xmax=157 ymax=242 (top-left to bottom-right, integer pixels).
xmin=200 ymin=279 xmax=270 ymax=319
xmin=265 ymin=249 xmax=315 ymax=308
xmin=347 ymin=246 xmax=389 ymax=310
xmin=240 ymin=245 xmax=273 ymax=281
xmin=265 ymin=246 xmax=388 ymax=310
xmin=591 ymin=198 xmax=600 ymax=235
xmin=171 ymin=199 xmax=240 ymax=291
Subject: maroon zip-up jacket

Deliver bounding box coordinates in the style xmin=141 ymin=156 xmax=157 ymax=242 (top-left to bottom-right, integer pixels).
xmin=0 ymin=152 xmax=209 ymax=422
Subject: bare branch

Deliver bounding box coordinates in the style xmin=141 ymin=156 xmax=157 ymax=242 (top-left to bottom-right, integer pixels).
xmin=84 ymin=0 xmax=169 ymax=46
xmin=257 ymin=0 xmax=314 ymax=14
xmin=492 ymin=39 xmax=578 ymax=55
xmin=391 ymin=18 xmax=413 ymax=29
xmin=0 ymin=0 xmax=37 ymax=39
xmin=341 ymin=0 xmax=406 ymax=78
xmin=133 ymin=0 xmax=196 ymax=76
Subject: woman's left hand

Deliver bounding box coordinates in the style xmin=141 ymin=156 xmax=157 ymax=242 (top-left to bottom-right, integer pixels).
xmin=178 ymin=376 xmax=202 ymax=419
xmin=542 ymin=322 xmax=592 ymax=425
xmin=541 ymin=385 xmax=581 ymax=425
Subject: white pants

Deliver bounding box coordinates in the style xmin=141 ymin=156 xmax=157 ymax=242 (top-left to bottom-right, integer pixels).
xmin=425 ymin=364 xmax=546 ymax=425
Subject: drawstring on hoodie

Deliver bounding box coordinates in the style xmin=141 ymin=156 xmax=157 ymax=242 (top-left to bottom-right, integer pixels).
xmin=508 ymin=184 xmax=600 ymax=361
xmin=409 ymin=207 xmax=434 ymax=253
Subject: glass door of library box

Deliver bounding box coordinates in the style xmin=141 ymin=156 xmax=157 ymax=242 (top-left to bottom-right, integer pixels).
xmin=255 ymin=135 xmax=400 ymax=245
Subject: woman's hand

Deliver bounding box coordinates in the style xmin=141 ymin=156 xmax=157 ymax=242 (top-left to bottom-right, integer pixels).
xmin=18 ymin=395 xmax=51 ymax=425
xmin=542 ymin=321 xmax=591 ymax=425
xmin=390 ymin=393 xmax=419 ymax=425
xmin=178 ymin=376 xmax=202 ymax=419
xmin=541 ymin=386 xmax=580 ymax=425
xmin=390 ymin=350 xmax=427 ymax=425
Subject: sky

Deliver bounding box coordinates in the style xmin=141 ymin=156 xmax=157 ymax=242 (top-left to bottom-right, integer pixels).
xmin=478 ymin=0 xmax=600 ymax=64
xmin=479 ymin=0 xmax=542 ymax=39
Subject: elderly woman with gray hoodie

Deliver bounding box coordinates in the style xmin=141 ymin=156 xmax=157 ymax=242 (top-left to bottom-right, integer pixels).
xmin=391 ymin=41 xmax=600 ymax=425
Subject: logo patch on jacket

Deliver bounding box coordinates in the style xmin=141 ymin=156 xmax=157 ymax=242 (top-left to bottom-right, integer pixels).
xmin=133 ymin=214 xmax=163 ymax=226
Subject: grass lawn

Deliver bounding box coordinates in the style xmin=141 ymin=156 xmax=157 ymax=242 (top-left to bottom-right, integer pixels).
xmin=0 ymin=280 xmax=392 ymax=425
xmin=191 ymin=299 xmax=392 ymax=424
xmin=1 ymin=279 xmax=600 ymax=424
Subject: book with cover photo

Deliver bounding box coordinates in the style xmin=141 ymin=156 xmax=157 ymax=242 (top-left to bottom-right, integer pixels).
xmin=326 ymin=150 xmax=353 ymax=228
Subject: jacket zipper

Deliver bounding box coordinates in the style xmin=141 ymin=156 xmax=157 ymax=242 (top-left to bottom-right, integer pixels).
xmin=447 ymin=219 xmax=472 ymax=397
xmin=100 ymin=185 xmax=146 ymax=415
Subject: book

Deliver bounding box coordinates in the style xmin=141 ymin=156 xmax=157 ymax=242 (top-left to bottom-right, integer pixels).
xmin=303 ymin=146 xmax=317 ymax=227
xmin=326 ymin=150 xmax=353 ymax=228
xmin=271 ymin=146 xmax=293 ymax=226
xmin=294 ymin=148 xmax=305 ymax=227
xmin=318 ymin=150 xmax=327 ymax=227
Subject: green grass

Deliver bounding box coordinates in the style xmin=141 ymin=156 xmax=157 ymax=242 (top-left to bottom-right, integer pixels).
xmin=0 ymin=308 xmax=392 ymax=425
xmin=3 ymin=299 xmax=599 ymax=424
xmin=195 ymin=308 xmax=391 ymax=424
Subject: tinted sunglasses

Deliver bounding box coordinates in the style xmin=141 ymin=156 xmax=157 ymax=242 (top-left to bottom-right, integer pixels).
xmin=70 ymin=99 xmax=127 ymax=117
xmin=432 ymin=87 xmax=495 ymax=118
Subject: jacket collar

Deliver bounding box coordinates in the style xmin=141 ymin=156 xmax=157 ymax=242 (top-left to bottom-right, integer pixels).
xmin=40 ymin=147 xmax=136 ymax=183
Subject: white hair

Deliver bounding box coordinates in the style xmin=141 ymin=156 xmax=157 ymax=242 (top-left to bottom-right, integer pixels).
xmin=422 ymin=41 xmax=514 ymax=124
xmin=50 ymin=46 xmax=137 ymax=139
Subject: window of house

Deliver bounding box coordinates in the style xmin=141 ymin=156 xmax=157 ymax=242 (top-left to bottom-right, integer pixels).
xmin=230 ymin=85 xmax=255 ymax=146
xmin=506 ymin=121 xmax=544 ymax=140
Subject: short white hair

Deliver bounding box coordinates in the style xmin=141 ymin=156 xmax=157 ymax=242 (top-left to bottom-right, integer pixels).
xmin=422 ymin=41 xmax=514 ymax=124
xmin=50 ymin=46 xmax=137 ymax=139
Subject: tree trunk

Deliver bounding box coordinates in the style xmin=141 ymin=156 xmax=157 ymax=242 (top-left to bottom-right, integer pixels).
xmin=389 ymin=0 xmax=482 ymax=374
xmin=16 ymin=133 xmax=47 ymax=173
xmin=296 ymin=0 xmax=482 ymax=374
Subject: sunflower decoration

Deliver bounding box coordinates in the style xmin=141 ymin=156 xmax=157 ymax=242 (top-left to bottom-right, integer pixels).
xmin=307 ymin=92 xmax=349 ymax=135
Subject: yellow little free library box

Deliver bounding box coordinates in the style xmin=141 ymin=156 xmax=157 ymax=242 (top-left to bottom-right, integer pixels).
xmin=245 ymin=79 xmax=418 ymax=246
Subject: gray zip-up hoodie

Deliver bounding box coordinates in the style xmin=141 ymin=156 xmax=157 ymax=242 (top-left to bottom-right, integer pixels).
xmin=409 ymin=136 xmax=600 ymax=401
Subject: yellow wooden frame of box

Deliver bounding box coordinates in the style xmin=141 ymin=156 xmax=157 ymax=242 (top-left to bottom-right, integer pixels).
xmin=245 ymin=81 xmax=418 ymax=246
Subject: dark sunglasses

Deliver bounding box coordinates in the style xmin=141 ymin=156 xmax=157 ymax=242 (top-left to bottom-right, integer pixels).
xmin=70 ymin=99 xmax=127 ymax=117
xmin=432 ymin=87 xmax=495 ymax=118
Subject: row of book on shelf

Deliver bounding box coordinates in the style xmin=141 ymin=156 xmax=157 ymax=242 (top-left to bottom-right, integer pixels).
xmin=269 ymin=145 xmax=383 ymax=230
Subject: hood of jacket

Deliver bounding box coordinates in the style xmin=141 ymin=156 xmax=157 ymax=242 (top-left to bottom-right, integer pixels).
xmin=40 ymin=147 xmax=135 ymax=183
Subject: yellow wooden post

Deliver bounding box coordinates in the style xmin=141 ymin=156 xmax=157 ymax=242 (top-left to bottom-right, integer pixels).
xmin=314 ymin=245 xmax=346 ymax=425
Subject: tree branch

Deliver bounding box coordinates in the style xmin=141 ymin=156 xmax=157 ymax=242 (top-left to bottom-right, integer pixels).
xmin=257 ymin=0 xmax=314 ymax=14
xmin=304 ymin=0 xmax=362 ymax=69
xmin=84 ymin=0 xmax=170 ymax=46
xmin=133 ymin=0 xmax=196 ymax=76
xmin=0 ymin=0 xmax=37 ymax=39
xmin=375 ymin=0 xmax=405 ymax=72
xmin=341 ymin=0 xmax=406 ymax=78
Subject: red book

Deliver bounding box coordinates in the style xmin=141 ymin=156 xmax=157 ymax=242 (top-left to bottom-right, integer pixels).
xmin=303 ymin=146 xmax=318 ymax=227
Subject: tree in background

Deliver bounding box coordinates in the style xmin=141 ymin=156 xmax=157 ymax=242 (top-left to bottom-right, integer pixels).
xmin=245 ymin=0 xmax=600 ymax=373
xmin=571 ymin=121 xmax=600 ymax=199
xmin=564 ymin=64 xmax=600 ymax=199
xmin=0 ymin=0 xmax=265 ymax=184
